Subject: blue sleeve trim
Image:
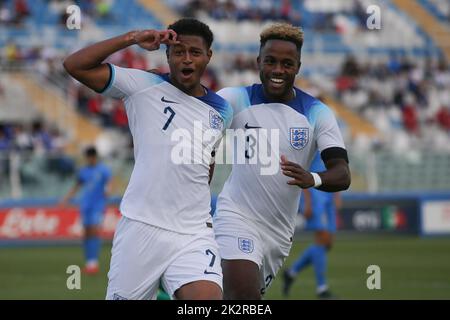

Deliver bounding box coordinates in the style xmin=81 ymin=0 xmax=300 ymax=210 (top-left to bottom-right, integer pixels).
xmin=306 ymin=101 xmax=330 ymax=128
xmin=239 ymin=87 xmax=251 ymax=109
xmin=197 ymin=90 xmax=234 ymax=128
xmin=219 ymin=86 xmax=251 ymax=115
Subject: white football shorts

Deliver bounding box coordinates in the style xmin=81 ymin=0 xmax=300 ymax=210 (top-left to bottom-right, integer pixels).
xmin=106 ymin=216 xmax=223 ymax=300
xmin=213 ymin=212 xmax=292 ymax=294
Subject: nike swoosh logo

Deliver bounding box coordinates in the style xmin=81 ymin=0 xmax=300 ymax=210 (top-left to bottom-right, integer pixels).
xmin=245 ymin=122 xmax=261 ymax=129
xmin=204 ymin=270 xmax=220 ymax=276
xmin=161 ymin=96 xmax=179 ymax=104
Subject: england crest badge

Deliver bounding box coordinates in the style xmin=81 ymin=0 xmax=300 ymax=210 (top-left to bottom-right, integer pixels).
xmin=290 ymin=127 xmax=309 ymax=150
xmin=238 ymin=237 xmax=254 ymax=254
xmin=209 ymin=110 xmax=224 ymax=130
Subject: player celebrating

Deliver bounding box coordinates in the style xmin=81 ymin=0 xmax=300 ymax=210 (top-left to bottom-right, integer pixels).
xmin=213 ymin=23 xmax=351 ymax=299
xmin=63 ymin=18 xmax=233 ymax=300
xmin=61 ymin=146 xmax=112 ymax=274
xmin=283 ymin=152 xmax=342 ymax=299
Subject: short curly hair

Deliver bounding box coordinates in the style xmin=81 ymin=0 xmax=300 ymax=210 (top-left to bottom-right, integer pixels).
xmin=168 ymin=18 xmax=214 ymax=49
xmin=260 ymin=23 xmax=304 ymax=53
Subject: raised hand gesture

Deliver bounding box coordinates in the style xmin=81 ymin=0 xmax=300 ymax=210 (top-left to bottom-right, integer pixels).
xmin=133 ymin=29 xmax=179 ymax=51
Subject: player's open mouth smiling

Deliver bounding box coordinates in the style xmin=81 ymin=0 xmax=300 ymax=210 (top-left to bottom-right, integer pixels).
xmin=269 ymin=77 xmax=285 ymax=88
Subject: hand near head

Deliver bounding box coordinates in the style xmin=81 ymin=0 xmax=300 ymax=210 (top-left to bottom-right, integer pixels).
xmin=133 ymin=29 xmax=179 ymax=51
xmin=280 ymin=155 xmax=315 ymax=188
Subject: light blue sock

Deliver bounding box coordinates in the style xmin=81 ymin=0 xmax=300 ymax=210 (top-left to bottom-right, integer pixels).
xmin=311 ymin=245 xmax=327 ymax=289
xmin=290 ymin=245 xmax=315 ymax=275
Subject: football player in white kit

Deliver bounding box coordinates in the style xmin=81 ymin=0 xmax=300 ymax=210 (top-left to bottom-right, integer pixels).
xmin=63 ymin=18 xmax=233 ymax=300
xmin=213 ymin=23 xmax=351 ymax=299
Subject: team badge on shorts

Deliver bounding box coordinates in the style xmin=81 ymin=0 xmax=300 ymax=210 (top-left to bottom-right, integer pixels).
xmin=209 ymin=110 xmax=224 ymax=130
xmin=238 ymin=237 xmax=254 ymax=253
xmin=289 ymin=127 xmax=309 ymax=150
xmin=112 ymin=293 xmax=128 ymax=300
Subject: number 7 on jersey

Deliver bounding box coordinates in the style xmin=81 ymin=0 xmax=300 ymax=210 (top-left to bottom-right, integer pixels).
xmin=162 ymin=106 xmax=176 ymax=130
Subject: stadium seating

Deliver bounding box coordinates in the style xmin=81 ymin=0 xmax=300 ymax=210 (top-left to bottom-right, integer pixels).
xmin=0 ymin=74 xmax=39 ymax=122
xmin=0 ymin=0 xmax=162 ymax=50
xmin=418 ymin=0 xmax=450 ymax=24
xmin=1 ymin=0 xmax=450 ymax=198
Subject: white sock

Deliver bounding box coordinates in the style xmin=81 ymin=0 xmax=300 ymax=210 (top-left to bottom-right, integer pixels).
xmin=86 ymin=260 xmax=98 ymax=268
xmin=317 ymin=285 xmax=328 ymax=294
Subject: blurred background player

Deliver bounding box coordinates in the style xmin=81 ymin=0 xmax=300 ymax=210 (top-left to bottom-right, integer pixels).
xmin=283 ymin=151 xmax=342 ymax=299
xmin=60 ymin=146 xmax=112 ymax=274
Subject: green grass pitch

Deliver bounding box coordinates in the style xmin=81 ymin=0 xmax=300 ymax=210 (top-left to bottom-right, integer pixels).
xmin=0 ymin=234 xmax=449 ymax=299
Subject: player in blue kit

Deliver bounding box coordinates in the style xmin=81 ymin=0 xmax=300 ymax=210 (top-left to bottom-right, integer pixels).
xmin=282 ymin=152 xmax=342 ymax=299
xmin=213 ymin=23 xmax=351 ymax=299
xmin=63 ymin=18 xmax=233 ymax=300
xmin=61 ymin=146 xmax=112 ymax=274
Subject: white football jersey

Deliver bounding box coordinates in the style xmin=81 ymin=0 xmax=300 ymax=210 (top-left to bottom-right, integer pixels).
xmin=215 ymin=84 xmax=345 ymax=242
xmin=102 ymin=64 xmax=233 ymax=234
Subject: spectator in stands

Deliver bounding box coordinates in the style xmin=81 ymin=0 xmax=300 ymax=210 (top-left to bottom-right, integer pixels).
xmin=280 ymin=0 xmax=301 ymax=25
xmin=5 ymin=41 xmax=20 ymax=65
xmin=0 ymin=2 xmax=13 ymax=25
xmin=341 ymin=55 xmax=360 ymax=77
xmin=0 ymin=125 xmax=10 ymax=179
xmin=0 ymin=125 xmax=11 ymax=152
xmin=13 ymin=0 xmax=29 ymax=25
xmin=30 ymin=120 xmax=53 ymax=154
xmin=436 ymin=106 xmax=450 ymax=131
xmin=176 ymin=0 xmax=300 ymax=24
xmin=201 ymin=68 xmax=219 ymax=91
xmin=111 ymin=102 xmax=128 ymax=131
xmin=387 ymin=53 xmax=402 ymax=74
xmin=76 ymin=85 xmax=91 ymax=115
xmin=87 ymin=94 xmax=102 ymax=116
xmin=95 ymin=0 xmax=113 ymax=20
xmin=12 ymin=124 xmax=33 ymax=151
xmin=402 ymin=104 xmax=419 ymax=134
xmin=47 ymin=126 xmax=75 ymax=177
